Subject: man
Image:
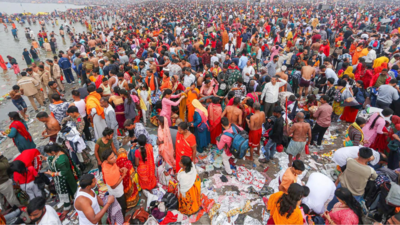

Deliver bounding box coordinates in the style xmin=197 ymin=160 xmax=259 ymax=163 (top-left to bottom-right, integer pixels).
xmin=332 ymin=146 xmax=382 ymax=170
xmin=70 ymin=90 xmax=91 ymax=140
xmin=218 ymin=64 xmax=230 ymax=84
xmin=38 ymin=65 xmax=52 ymax=101
xmin=10 ymin=85 xmax=29 ymax=120
xmin=183 ymin=68 xmax=196 ymax=88
xmin=123 ymin=119 xmax=151 ymax=144
xmin=260 ymin=106 xmax=284 ymax=163
xmin=47 ymin=81 xmax=64 ymax=99
xmin=61 ymin=106 xmax=85 ymax=136
xmin=267 ymin=55 xmax=279 ymax=77
xmin=278 ymin=160 xmax=305 ymax=193
xmin=302 ymin=172 xmax=336 ymax=214
xmin=260 ymin=76 xmax=287 ymax=117
xmin=324 ymin=78 xmax=336 ymax=104
xmin=27 ymin=68 xmax=46 ymax=102
xmin=86 ymin=85 xmax=107 ymax=139
xmin=320 ymin=65 xmax=338 ymax=84
xmin=100 ymin=97 xmax=120 ymax=148
xmin=17 ymin=71 xmax=45 ymax=113
xmin=364 ymin=46 xmax=376 ymax=65
xmin=286 ymin=112 xmax=311 ymax=166
xmin=188 ymin=51 xmax=199 ymax=71
xmin=299 ymin=65 xmax=316 ymax=97
xmin=242 ymin=60 xmax=255 ymax=84
xmin=74 ymin=174 xmax=114 ymax=225
xmin=221 ymin=97 xmax=242 ymax=126
xmin=217 ymin=117 xmax=243 ymax=175
xmin=46 ymin=59 xmax=65 ymax=92
xmin=238 ymin=53 xmax=248 ymax=70
xmin=311 ymin=95 xmax=332 ymax=149
xmin=144 ymin=69 xmax=158 ymax=92
xmin=49 ymin=94 xmax=69 ymax=124
xmin=118 ymin=50 xmax=129 ymax=64
xmin=0 ymin=152 xmax=21 ymax=212
xmin=376 ymin=79 xmax=399 ymax=109
xmin=246 ymin=103 xmax=265 ymax=161
xmin=36 ymin=112 xmax=61 ymax=143
xmin=28 ymin=197 xmax=61 ymax=225
xmin=58 ymin=54 xmax=75 ymax=84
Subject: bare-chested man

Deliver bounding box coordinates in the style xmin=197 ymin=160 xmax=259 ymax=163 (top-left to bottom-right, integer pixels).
xmin=276 ymin=69 xmax=288 ymax=92
xmin=36 ymin=111 xmax=61 ymax=143
xmin=10 ymin=85 xmax=28 ymax=120
xmin=286 ymin=112 xmax=311 ymax=166
xmin=88 ymin=37 xmax=97 ymax=51
xmin=311 ymin=39 xmax=321 ymax=55
xmin=221 ymin=97 xmax=242 ymax=126
xmin=246 ymin=103 xmax=265 ymax=161
xmin=299 ymin=65 xmax=316 ymax=98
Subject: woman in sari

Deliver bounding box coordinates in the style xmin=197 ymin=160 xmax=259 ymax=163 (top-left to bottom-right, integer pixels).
xmin=170 ymin=75 xmax=186 ymax=121
xmin=43 ymin=143 xmax=80 ymax=219
xmin=361 ymin=64 xmax=374 ymax=89
xmin=332 ymin=80 xmax=346 ymax=122
xmin=339 ymin=65 xmax=354 ymax=79
xmin=2 ymin=112 xmax=36 ymax=153
xmin=159 ymin=71 xmax=172 ymax=91
xmin=208 ymin=97 xmax=222 ymax=145
xmin=372 ymin=56 xmax=389 ymax=69
xmin=157 ymin=116 xmax=176 ymax=169
xmin=175 ymin=122 xmax=197 ymax=172
xmin=134 ymin=134 xmax=157 ymax=190
xmin=324 ymin=188 xmax=362 ymax=225
xmin=191 ymin=99 xmax=211 ymax=153
xmin=109 ymin=86 xmax=126 ymax=129
xmin=116 ymin=148 xmax=139 ymax=209
xmin=89 ymin=68 xmax=103 ymax=88
xmin=177 ymin=156 xmax=201 ymax=215
xmin=352 ymin=43 xmax=363 ymax=65
xmin=362 ymin=108 xmax=393 ymax=149
xmin=0 ymin=54 xmax=7 ymax=72
xmin=185 ymin=83 xmax=200 ymax=123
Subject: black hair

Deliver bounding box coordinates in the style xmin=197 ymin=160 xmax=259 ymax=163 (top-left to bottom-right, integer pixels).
xmin=124 ymin=119 xmax=134 ymax=127
xmin=36 ymin=112 xmax=49 ymax=118
xmin=359 ymin=147 xmax=373 ymax=159
xmin=71 ymin=90 xmax=80 ymax=97
xmin=138 ymin=134 xmax=147 ymax=162
xmin=335 ymin=187 xmax=363 ymax=223
xmin=9 ymin=160 xmax=26 ymax=174
xmin=300 ymin=203 xmax=310 ymax=214
xmin=51 ymin=93 xmax=61 ymax=101
xmin=101 ymin=148 xmax=114 ymax=161
xmin=12 ymin=85 xmax=20 ymax=90
xmin=277 ymin=183 xmax=304 ymax=218
xmin=178 ymin=122 xmax=189 ymax=130
xmin=370 ymin=108 xmax=393 ymax=130
xmin=67 ymin=106 xmax=79 ymax=114
xmin=79 ymin=174 xmax=95 ymax=189
xmin=233 ymin=97 xmax=240 ymax=105
xmin=212 ymin=97 xmax=220 ymax=104
xmin=181 ymin=156 xmax=193 ymax=173
xmin=303 ymin=186 xmax=310 ymax=197
xmin=119 ymin=89 xmax=132 ymax=105
xmin=27 ymin=197 xmax=46 ymax=215
xmin=273 ymin=106 xmax=282 ymax=113
xmin=390 ymin=79 xmax=397 ymax=84
xmin=356 ymin=80 xmax=364 ymax=86
xmin=162 ymin=89 xmax=173 ymax=99
xmin=327 ymin=78 xmax=335 ymax=84
xmin=8 ymin=111 xmax=23 ymax=121
xmin=87 ymin=84 xmax=96 ymax=93
xmin=292 ymin=160 xmax=305 ymax=171
xmin=355 ymin=117 xmax=366 ymax=126
xmin=102 ymin=127 xmax=114 ymax=137
xmin=221 ymin=117 xmax=229 ymax=127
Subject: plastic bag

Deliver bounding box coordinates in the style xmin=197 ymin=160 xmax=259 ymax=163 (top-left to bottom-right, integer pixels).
xmin=143 ymin=190 xmax=159 ymax=210
xmin=236 ymin=166 xmax=252 ymax=184
xmin=305 ymin=144 xmax=310 ymax=154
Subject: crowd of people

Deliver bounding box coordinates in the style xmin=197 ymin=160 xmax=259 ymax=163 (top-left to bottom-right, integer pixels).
xmin=0 ymin=0 xmax=400 ymax=224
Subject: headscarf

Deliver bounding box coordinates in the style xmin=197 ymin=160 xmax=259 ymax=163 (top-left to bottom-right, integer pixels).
xmin=343 ymin=66 xmax=355 ymax=79
xmin=177 ymin=162 xmax=197 ymax=197
xmin=191 ymin=99 xmax=208 ymax=117
xmin=374 ymin=62 xmax=388 ymax=74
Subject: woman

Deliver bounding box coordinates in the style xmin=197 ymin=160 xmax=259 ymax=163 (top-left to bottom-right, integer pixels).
xmin=344 ymin=117 xmax=366 ymax=146
xmin=269 ymin=44 xmax=282 ymax=61
xmin=191 ymin=99 xmax=211 ymax=153
xmin=160 ymin=71 xmax=172 ymax=91
xmin=43 ymin=143 xmax=80 ymax=219
xmin=137 ymin=83 xmax=151 ymax=126
xmin=267 ymin=183 xmax=304 ymax=224
xmin=2 ymin=112 xmax=36 ymax=153
xmin=30 ymin=46 xmax=40 ymax=66
xmin=352 ymin=43 xmax=363 ymax=65
xmin=340 ymin=84 xmax=359 ymax=123
xmin=208 ymin=97 xmax=223 ymax=145
xmin=332 ymin=80 xmax=347 ymax=122
xmin=324 ymin=188 xmax=363 ymax=225
xmin=185 ymin=83 xmax=200 ymax=122
xmin=361 ymin=64 xmax=374 ymax=89
xmin=175 ymin=122 xmax=197 ymax=172
xmin=177 ymin=156 xmax=201 ymax=215
xmin=10 ymin=159 xmax=42 ymax=200
xmin=157 ymin=116 xmax=176 ymax=169
xmin=339 ymin=66 xmax=354 ymax=79
xmin=159 ymin=89 xmax=185 ymax=127
xmin=0 ymin=54 xmax=7 ymax=72
xmin=135 ymin=134 xmax=157 ymax=190
xmin=171 ymin=75 xmax=186 ymax=121
xmin=22 ymin=48 xmax=32 ymax=66
xmin=362 ymin=108 xmax=393 ymax=149
xmin=117 ymin=148 xmax=139 ymax=209
xmin=388 ymin=116 xmax=400 ymax=169
xmin=119 ymin=89 xmax=137 ymax=121
xmin=108 ymin=86 xmax=125 ymax=129
xmin=374 ymin=62 xmax=388 ymax=75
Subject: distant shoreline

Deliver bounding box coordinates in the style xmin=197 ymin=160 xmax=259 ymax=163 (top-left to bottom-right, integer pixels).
xmin=0 ymin=1 xmax=90 ymax=6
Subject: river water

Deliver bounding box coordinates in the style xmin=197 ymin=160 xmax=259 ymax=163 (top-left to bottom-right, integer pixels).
xmin=0 ymin=3 xmax=107 ymax=121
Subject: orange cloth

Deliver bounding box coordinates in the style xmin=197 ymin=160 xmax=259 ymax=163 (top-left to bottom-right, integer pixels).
xmin=267 ymin=191 xmax=303 ymax=225
xmin=146 ymin=74 xmax=156 ymax=91
xmin=175 ymin=133 xmax=196 ymax=172
xmin=86 ymin=92 xmax=105 ymax=119
xmin=135 ymin=144 xmax=157 ymax=190
xmin=279 ymin=167 xmax=297 ymax=193
xmin=101 ymin=162 xmax=121 ymax=187
xmin=178 ymin=175 xmax=201 ymax=215
xmin=352 ymin=47 xmax=363 ymax=65
xmin=186 ymin=87 xmax=199 ymax=122
xmin=160 ymin=77 xmax=172 ymax=91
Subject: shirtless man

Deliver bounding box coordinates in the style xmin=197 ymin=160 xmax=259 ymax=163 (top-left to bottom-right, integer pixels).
xmin=88 ymin=37 xmax=97 ymax=51
xmin=311 ymin=39 xmax=322 ymax=55
xmin=221 ymin=97 xmax=242 ymax=126
xmin=276 ymin=68 xmax=288 ymax=92
xmin=89 ymin=53 xmax=99 ymax=68
xmin=59 ymin=29 xmax=65 ymax=40
xmin=286 ymin=112 xmax=311 ymax=166
xmin=36 ymin=112 xmax=61 ymax=143
xmin=178 ymin=58 xmax=191 ymax=69
xmin=10 ymin=85 xmax=29 ymax=120
xmin=246 ymin=103 xmax=265 ymax=161
xmin=299 ymin=65 xmax=316 ymax=98
xmin=108 ymin=69 xmax=118 ymax=89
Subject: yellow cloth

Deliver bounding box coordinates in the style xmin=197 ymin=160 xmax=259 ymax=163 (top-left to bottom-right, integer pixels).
xmin=359 ymin=48 xmax=369 ymax=58
xmin=86 ymin=92 xmax=105 ymax=119
xmin=342 ymin=66 xmax=355 ymax=79
xmin=191 ymin=99 xmax=208 ymax=116
xmin=137 ymin=88 xmax=152 ymax=111
xmin=267 ymin=191 xmax=304 ymax=225
xmin=373 ymin=56 xmax=389 ymax=68
xmin=178 ymin=175 xmax=201 ymax=215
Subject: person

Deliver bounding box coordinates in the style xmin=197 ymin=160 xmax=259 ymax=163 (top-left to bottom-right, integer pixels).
xmin=86 ymin=85 xmax=107 ymax=139
xmin=74 ymin=174 xmax=114 ymax=225
xmin=299 ymin=65 xmax=316 ymax=97
xmin=2 ymin=112 xmax=36 ymax=152
xmin=36 ymin=112 xmax=61 ymax=143
xmin=311 ymin=95 xmax=332 ymax=149
xmin=9 ymin=158 xmax=42 ymax=200
xmin=286 ymin=112 xmax=311 ymax=166
xmin=17 ymin=71 xmax=45 ymax=113
xmin=116 ymin=148 xmax=139 ymax=208
xmin=134 ymin=134 xmax=157 ymax=190
xmin=0 ymin=152 xmax=21 ymax=211
xmin=267 ymin=183 xmax=304 ymax=225
xmin=101 ymin=149 xmax=128 ymax=217
xmin=22 ymin=48 xmax=32 ymax=66
xmin=100 ymin=97 xmax=120 ymax=148
xmin=362 ymin=108 xmax=393 ymax=147
xmin=260 ymin=76 xmax=287 ymax=117
xmin=324 ymin=188 xmax=363 ymax=225
xmin=9 ymin=85 xmax=29 ymax=121
xmin=246 ymin=102 xmax=265 ymax=161
xmin=46 ymin=59 xmax=65 ymax=92
xmin=302 ymin=172 xmax=336 ymax=214
xmin=332 ymin=79 xmax=347 ymax=122
xmin=191 ymin=99 xmax=211 ymax=153
xmin=222 ymin=97 xmax=243 ymax=125
xmin=278 ymin=160 xmax=305 ymax=193
xmin=43 ymin=143 xmax=80 ymax=219
xmin=332 ymin=146 xmax=382 ymax=170
xmin=160 ymin=89 xmax=185 ymax=126
xmin=95 ymin=128 xmax=118 ymax=171
xmin=260 ymin=106 xmax=283 ymax=163
xmin=157 ymin=116 xmax=176 ymax=169
xmin=123 ymin=119 xmax=151 ymax=144
xmin=120 ymin=89 xmax=137 ymax=121
xmin=28 ymin=197 xmax=62 ymax=225
xmin=177 ymin=156 xmax=201 ymax=215
xmin=49 ymin=93 xmax=70 ymax=124
xmin=175 ymin=122 xmax=197 ymax=172
xmin=108 ymin=86 xmax=126 ymax=129
xmin=70 ymin=90 xmax=91 ymax=140
xmin=344 ymin=117 xmax=366 ymax=146
xmin=208 ymin=97 xmax=222 ymax=145
xmin=376 ymin=79 xmax=400 ymax=109
xmin=137 ymin=83 xmax=151 ymax=125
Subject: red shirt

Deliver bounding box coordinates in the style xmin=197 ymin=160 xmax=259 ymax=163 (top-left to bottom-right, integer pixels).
xmin=13 ymin=166 xmax=37 ymax=184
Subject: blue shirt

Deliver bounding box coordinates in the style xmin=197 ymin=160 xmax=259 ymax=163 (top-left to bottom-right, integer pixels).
xmin=58 ymin=57 xmax=71 ymax=70
xmin=238 ymin=56 xmax=248 ymax=69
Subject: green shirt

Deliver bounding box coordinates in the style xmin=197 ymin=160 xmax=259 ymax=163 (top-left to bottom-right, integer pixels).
xmin=96 ymin=138 xmax=113 ymax=161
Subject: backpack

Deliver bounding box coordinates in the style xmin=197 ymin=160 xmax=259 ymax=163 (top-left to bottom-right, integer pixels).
xmin=290 ymin=54 xmax=298 ymax=66
xmin=373 ymin=40 xmax=378 ymax=48
xmin=223 ymin=124 xmax=249 ymax=159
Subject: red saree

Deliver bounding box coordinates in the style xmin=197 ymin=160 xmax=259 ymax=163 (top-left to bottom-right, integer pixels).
xmin=9 ymin=120 xmax=32 ymax=147
xmin=135 ymin=144 xmax=157 ymax=190
xmin=208 ymin=103 xmax=222 ymax=144
xmin=370 ymin=126 xmax=390 ymax=154
xmin=116 ymin=149 xmax=139 ymax=208
xmin=175 ymin=133 xmax=196 ymax=172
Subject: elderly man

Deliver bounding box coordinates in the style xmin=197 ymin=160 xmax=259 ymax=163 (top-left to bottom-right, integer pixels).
xmin=286 ymin=112 xmax=312 ymax=167
xmin=260 ymin=75 xmax=287 ymax=117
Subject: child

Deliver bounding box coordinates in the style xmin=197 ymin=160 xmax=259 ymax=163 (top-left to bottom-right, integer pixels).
xmin=99 ymin=77 xmax=111 ymax=96
xmin=12 ymin=62 xmax=21 ymax=76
